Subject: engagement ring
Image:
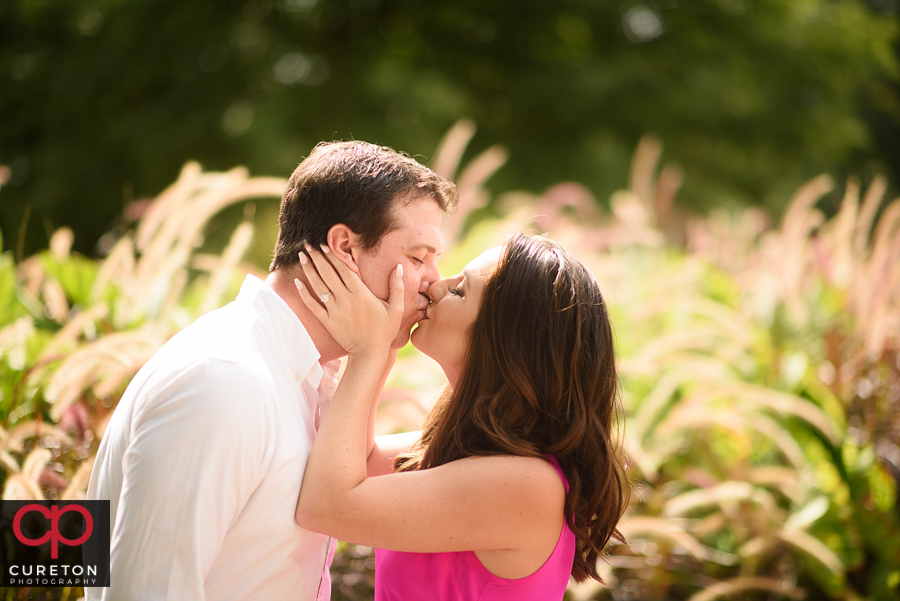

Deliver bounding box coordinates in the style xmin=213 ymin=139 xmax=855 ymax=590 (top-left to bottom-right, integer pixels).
xmin=319 ymin=291 xmax=331 ymax=303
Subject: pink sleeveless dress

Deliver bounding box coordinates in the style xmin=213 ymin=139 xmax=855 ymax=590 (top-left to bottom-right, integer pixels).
xmin=374 ymin=457 xmax=575 ymax=601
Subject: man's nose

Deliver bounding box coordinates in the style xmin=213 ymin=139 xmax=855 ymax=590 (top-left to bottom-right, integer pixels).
xmin=418 ymin=259 xmax=441 ymax=292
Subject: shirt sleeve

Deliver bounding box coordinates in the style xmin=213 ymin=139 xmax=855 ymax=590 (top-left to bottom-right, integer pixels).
xmin=100 ymin=360 xmax=271 ymax=600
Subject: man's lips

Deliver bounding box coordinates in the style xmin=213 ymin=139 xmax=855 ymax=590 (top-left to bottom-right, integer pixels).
xmin=417 ymin=294 xmax=430 ymax=320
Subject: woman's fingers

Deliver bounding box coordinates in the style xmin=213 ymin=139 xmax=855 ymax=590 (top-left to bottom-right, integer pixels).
xmin=298 ymin=249 xmax=332 ymax=306
xmin=294 ymin=278 xmax=329 ymax=322
xmin=387 ymin=264 xmax=404 ymax=320
xmin=295 ymin=248 xmax=400 ymax=356
xmin=304 ymin=244 xmax=353 ymax=298
xmin=320 ymin=245 xmax=363 ymax=294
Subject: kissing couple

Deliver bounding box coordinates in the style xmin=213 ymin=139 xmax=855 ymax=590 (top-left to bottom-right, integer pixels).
xmin=86 ymin=140 xmax=629 ymax=600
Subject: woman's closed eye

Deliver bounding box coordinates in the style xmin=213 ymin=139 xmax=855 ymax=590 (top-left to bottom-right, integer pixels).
xmin=409 ymin=256 xmax=425 ymax=265
xmin=449 ymin=287 xmax=463 ymax=297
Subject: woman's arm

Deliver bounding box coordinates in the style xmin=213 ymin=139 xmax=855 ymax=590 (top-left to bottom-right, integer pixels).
xmin=367 ymin=430 xmax=421 ymax=477
xmin=294 ymin=247 xmax=563 ymax=556
xmin=300 ymin=452 xmax=564 ymax=554
xmin=365 ymin=349 xmax=398 ymax=470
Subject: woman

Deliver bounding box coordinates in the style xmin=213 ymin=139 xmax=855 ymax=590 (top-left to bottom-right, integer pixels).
xmin=295 ymin=233 xmax=628 ymax=599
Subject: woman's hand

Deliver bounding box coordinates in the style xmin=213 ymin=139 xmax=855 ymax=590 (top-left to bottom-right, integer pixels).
xmin=294 ymin=244 xmax=404 ymax=357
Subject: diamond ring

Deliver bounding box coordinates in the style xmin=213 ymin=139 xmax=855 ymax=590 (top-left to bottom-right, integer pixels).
xmin=319 ymin=291 xmax=331 ymax=303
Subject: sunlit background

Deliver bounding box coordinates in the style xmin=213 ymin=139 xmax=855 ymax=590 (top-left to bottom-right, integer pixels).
xmin=1 ymin=1 xmax=899 ymax=600
xmin=3 ymin=0 xmax=900 ymax=258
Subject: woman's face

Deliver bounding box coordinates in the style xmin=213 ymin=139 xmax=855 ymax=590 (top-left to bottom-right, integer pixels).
xmin=411 ymin=247 xmax=502 ymax=386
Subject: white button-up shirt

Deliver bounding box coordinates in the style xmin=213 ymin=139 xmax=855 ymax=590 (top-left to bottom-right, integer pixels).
xmin=87 ymin=275 xmax=339 ymax=600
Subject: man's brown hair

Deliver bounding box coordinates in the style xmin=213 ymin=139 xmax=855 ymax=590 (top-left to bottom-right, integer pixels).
xmin=270 ymin=140 xmax=458 ymax=271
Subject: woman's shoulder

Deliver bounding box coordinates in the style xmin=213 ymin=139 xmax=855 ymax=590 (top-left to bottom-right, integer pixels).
xmin=448 ymin=454 xmax=566 ymax=503
xmin=454 ymin=453 xmax=561 ymax=471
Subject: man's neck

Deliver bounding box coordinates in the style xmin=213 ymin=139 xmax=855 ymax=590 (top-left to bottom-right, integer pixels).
xmin=265 ymin=268 xmax=346 ymax=365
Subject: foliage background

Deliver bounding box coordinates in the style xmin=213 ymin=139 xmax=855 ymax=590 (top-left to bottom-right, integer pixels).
xmin=0 ymin=127 xmax=898 ymax=600
xmin=2 ymin=0 xmax=900 ymax=257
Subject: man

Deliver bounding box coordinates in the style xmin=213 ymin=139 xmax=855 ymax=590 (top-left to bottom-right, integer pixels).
xmin=86 ymin=141 xmax=458 ymax=600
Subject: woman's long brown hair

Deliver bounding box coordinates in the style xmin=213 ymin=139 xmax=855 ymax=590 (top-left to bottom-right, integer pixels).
xmin=395 ymin=232 xmax=629 ymax=582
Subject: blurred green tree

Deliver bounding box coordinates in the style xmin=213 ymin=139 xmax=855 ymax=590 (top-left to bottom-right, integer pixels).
xmin=1 ymin=0 xmax=898 ymax=256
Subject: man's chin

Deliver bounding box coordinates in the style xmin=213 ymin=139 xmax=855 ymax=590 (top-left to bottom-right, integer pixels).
xmin=390 ymin=314 xmax=425 ymax=349
xmin=389 ymin=329 xmax=413 ymax=350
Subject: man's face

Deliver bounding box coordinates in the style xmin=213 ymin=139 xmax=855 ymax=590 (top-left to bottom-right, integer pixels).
xmin=353 ymin=196 xmax=443 ymax=349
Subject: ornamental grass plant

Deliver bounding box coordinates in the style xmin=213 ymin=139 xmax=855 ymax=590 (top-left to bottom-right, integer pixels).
xmin=0 ymin=124 xmax=898 ymax=600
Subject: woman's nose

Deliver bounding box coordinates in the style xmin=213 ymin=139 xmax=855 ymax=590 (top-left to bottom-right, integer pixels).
xmin=427 ymin=279 xmax=448 ymax=302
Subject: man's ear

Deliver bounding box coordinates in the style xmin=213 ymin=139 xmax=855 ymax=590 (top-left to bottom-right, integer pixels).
xmin=326 ymin=224 xmax=362 ymax=275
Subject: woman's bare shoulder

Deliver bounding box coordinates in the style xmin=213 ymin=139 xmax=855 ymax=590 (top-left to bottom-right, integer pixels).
xmin=449 ymin=454 xmax=566 ymax=503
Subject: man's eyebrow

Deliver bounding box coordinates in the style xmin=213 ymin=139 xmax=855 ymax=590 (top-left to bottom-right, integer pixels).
xmin=407 ymin=243 xmax=440 ymax=255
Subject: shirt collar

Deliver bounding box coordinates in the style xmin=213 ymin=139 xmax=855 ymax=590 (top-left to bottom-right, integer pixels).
xmin=235 ymin=274 xmax=321 ymax=384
